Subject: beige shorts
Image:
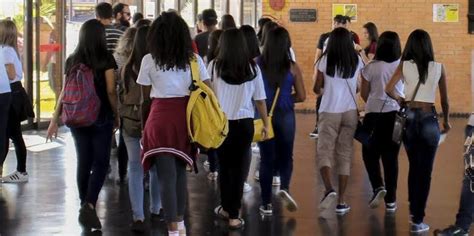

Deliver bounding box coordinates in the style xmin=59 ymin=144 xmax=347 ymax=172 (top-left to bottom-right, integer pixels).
xmin=317 ymin=110 xmax=358 ymax=175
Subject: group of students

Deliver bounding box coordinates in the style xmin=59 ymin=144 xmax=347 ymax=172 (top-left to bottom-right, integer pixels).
xmin=0 ymin=2 xmax=471 ymax=235
xmin=311 ymin=15 xmax=451 ymax=234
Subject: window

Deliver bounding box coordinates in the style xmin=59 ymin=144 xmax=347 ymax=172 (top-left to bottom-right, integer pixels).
xmin=229 ymin=0 xmax=241 ymax=26
xmin=198 ymin=0 xmax=212 ymax=14
xmin=161 ymin=0 xmax=175 ymax=12
xmin=181 ymin=1 xmax=194 ymax=27
xmin=242 ymin=0 xmax=255 ymax=26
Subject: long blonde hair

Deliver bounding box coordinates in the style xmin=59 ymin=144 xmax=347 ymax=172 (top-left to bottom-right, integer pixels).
xmin=115 ymin=27 xmax=137 ymax=58
xmin=0 ymin=20 xmax=19 ymax=56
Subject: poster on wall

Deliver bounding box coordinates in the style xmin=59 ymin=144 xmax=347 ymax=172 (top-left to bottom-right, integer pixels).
xmin=433 ymin=4 xmax=459 ymax=22
xmin=332 ymin=4 xmax=357 ymax=22
xmin=145 ymin=1 xmax=156 ymax=19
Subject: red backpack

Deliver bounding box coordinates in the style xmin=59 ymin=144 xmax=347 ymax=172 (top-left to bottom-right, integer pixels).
xmin=61 ymin=64 xmax=101 ymax=128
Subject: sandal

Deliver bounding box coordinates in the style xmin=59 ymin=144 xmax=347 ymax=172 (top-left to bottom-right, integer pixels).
xmin=214 ymin=205 xmax=229 ymax=219
xmin=228 ymin=218 xmax=245 ymax=230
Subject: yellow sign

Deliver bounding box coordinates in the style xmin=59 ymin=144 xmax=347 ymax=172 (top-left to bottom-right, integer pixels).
xmin=433 ymin=4 xmax=459 ymax=23
xmin=332 ymin=4 xmax=357 ymax=22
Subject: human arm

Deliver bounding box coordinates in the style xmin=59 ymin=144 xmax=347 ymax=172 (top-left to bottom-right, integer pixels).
xmin=254 ymin=100 xmax=269 ymax=140
xmin=46 ymin=85 xmax=64 ymax=141
xmin=291 ymin=63 xmax=306 ymax=103
xmin=360 ymin=75 xmax=370 ymax=103
xmin=105 ymin=69 xmax=119 ymax=129
xmin=5 ymin=64 xmax=15 ymax=80
xmin=313 ymin=69 xmax=324 ymax=95
xmin=141 ymin=85 xmax=151 ymax=128
xmin=385 ymin=64 xmax=404 ymax=104
xmin=438 ymin=65 xmax=451 ymax=133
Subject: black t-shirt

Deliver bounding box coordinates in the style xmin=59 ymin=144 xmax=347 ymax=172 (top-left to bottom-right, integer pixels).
xmin=317 ymin=32 xmax=330 ymax=50
xmin=65 ymin=54 xmax=117 ymax=121
xmin=195 ymin=31 xmax=211 ymax=58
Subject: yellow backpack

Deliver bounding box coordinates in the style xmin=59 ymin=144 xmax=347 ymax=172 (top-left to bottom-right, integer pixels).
xmin=186 ymin=57 xmax=228 ymax=149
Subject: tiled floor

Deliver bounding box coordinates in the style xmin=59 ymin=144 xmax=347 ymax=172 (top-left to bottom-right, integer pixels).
xmin=0 ymin=114 xmax=471 ymax=236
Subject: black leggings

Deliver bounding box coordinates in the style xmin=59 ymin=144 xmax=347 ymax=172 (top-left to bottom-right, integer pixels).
xmin=218 ymin=118 xmax=253 ymax=219
xmin=154 ymin=155 xmax=187 ymax=222
xmin=0 ymin=93 xmax=11 ymax=166
xmin=0 ymin=92 xmax=26 ymax=173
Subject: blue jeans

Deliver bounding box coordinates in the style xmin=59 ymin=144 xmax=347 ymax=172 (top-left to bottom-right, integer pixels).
xmin=403 ymin=108 xmax=440 ymax=224
xmin=123 ymin=133 xmax=161 ymax=221
xmin=70 ymin=119 xmax=113 ymax=206
xmin=258 ymin=110 xmax=295 ymax=205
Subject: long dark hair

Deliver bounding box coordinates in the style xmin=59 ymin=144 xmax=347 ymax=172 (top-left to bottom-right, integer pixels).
xmin=261 ymin=27 xmax=292 ymax=88
xmin=67 ymin=19 xmax=108 ymax=72
xmin=147 ymin=11 xmax=194 ymax=71
xmin=220 ymin=14 xmax=236 ymax=30
xmin=257 ymin=17 xmax=272 ymax=42
xmin=259 ymin=21 xmax=278 ymax=46
xmin=207 ymin=29 xmax=223 ymax=64
xmin=402 ymin=29 xmax=434 ymax=83
xmin=123 ymin=26 xmax=149 ymax=91
xmin=240 ymin=25 xmax=260 ymax=59
xmin=215 ymin=28 xmax=256 ymax=85
xmin=323 ymin=27 xmax=359 ymax=78
xmin=363 ymin=22 xmax=379 ymax=43
xmin=374 ymin=31 xmax=401 ymax=63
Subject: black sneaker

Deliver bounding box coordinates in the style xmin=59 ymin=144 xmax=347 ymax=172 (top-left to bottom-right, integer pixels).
xmin=259 ymin=204 xmax=273 ymax=216
xmin=434 ymin=225 xmax=468 ymax=236
xmin=369 ymin=187 xmax=387 ymax=209
xmin=130 ymin=220 xmax=146 ymax=233
xmin=151 ymin=209 xmax=165 ymax=222
xmin=385 ymin=202 xmax=397 ymax=213
xmin=79 ymin=204 xmax=102 ymax=229
xmin=335 ymin=203 xmax=351 ymax=215
xmin=309 ymin=127 xmax=319 ymax=139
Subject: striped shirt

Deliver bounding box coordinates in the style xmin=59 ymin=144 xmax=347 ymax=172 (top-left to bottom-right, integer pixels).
xmin=208 ymin=61 xmax=267 ymax=120
xmin=105 ymin=25 xmax=124 ymax=54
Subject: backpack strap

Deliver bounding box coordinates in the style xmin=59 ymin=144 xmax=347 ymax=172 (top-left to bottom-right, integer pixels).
xmin=189 ymin=57 xmax=200 ymax=91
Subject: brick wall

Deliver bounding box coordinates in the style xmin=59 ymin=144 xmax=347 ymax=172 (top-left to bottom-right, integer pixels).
xmin=262 ymin=0 xmax=474 ymax=113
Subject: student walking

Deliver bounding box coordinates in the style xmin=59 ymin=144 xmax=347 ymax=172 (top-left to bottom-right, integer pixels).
xmin=119 ymin=25 xmax=162 ymax=233
xmin=360 ymin=31 xmax=403 ymax=212
xmin=314 ymin=27 xmax=364 ymax=215
xmin=257 ymin=27 xmax=306 ymax=216
xmin=385 ymin=29 xmax=451 ymax=233
xmin=137 ymin=12 xmax=209 ymax=236
xmin=0 ymin=20 xmax=33 ymax=183
xmin=0 ymin=40 xmax=12 ymax=181
xmin=47 ymin=19 xmax=119 ymax=230
xmin=209 ymin=28 xmax=269 ymax=229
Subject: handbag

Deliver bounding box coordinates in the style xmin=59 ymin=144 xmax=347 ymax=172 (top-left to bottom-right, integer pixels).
xmin=391 ymin=80 xmax=421 ymax=144
xmin=345 ymin=79 xmax=381 ymax=146
xmin=253 ymin=88 xmax=280 ymax=142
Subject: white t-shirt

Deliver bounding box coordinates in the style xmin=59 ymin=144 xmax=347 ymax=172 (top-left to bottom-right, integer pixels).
xmin=1 ymin=46 xmax=22 ymax=83
xmin=208 ymin=61 xmax=266 ymax=120
xmin=317 ymin=55 xmax=364 ymax=113
xmin=403 ymin=60 xmax=442 ymax=103
xmin=0 ymin=47 xmax=11 ymax=93
xmin=362 ymin=60 xmax=404 ymax=113
xmin=137 ymin=54 xmax=209 ymax=98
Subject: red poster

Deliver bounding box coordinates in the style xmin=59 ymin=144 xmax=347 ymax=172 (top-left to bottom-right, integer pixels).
xmin=270 ymin=0 xmax=285 ymax=11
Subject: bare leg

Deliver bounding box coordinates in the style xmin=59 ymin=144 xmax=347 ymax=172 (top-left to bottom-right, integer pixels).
xmin=338 ymin=175 xmax=349 ymax=204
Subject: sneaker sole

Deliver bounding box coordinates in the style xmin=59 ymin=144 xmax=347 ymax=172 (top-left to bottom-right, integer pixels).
xmin=278 ymin=190 xmax=298 ymax=212
xmin=410 ymin=226 xmax=430 ymax=233
xmin=259 ymin=209 xmax=273 ymax=216
xmin=335 ymin=207 xmax=351 ymax=215
xmin=319 ymin=192 xmax=337 ymax=210
xmin=369 ymin=190 xmax=387 ymax=209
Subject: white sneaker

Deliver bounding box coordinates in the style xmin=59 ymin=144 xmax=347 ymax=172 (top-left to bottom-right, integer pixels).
xmin=251 ymin=145 xmax=260 ymax=154
xmin=2 ymin=171 xmax=28 ymax=183
xmin=207 ymin=172 xmax=218 ymax=181
xmin=278 ymin=190 xmax=298 ymax=212
xmin=203 ymin=161 xmax=210 ymax=172
xmin=254 ymin=171 xmax=260 ymax=181
xmin=410 ymin=222 xmax=430 ymax=233
xmin=272 ymin=176 xmax=281 ymax=186
xmin=243 ymin=182 xmax=252 ymax=193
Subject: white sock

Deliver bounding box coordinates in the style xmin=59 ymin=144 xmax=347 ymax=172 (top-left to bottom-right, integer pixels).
xmin=178 ymin=221 xmax=185 ymax=230
xmin=168 ymin=230 xmax=179 ymax=236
